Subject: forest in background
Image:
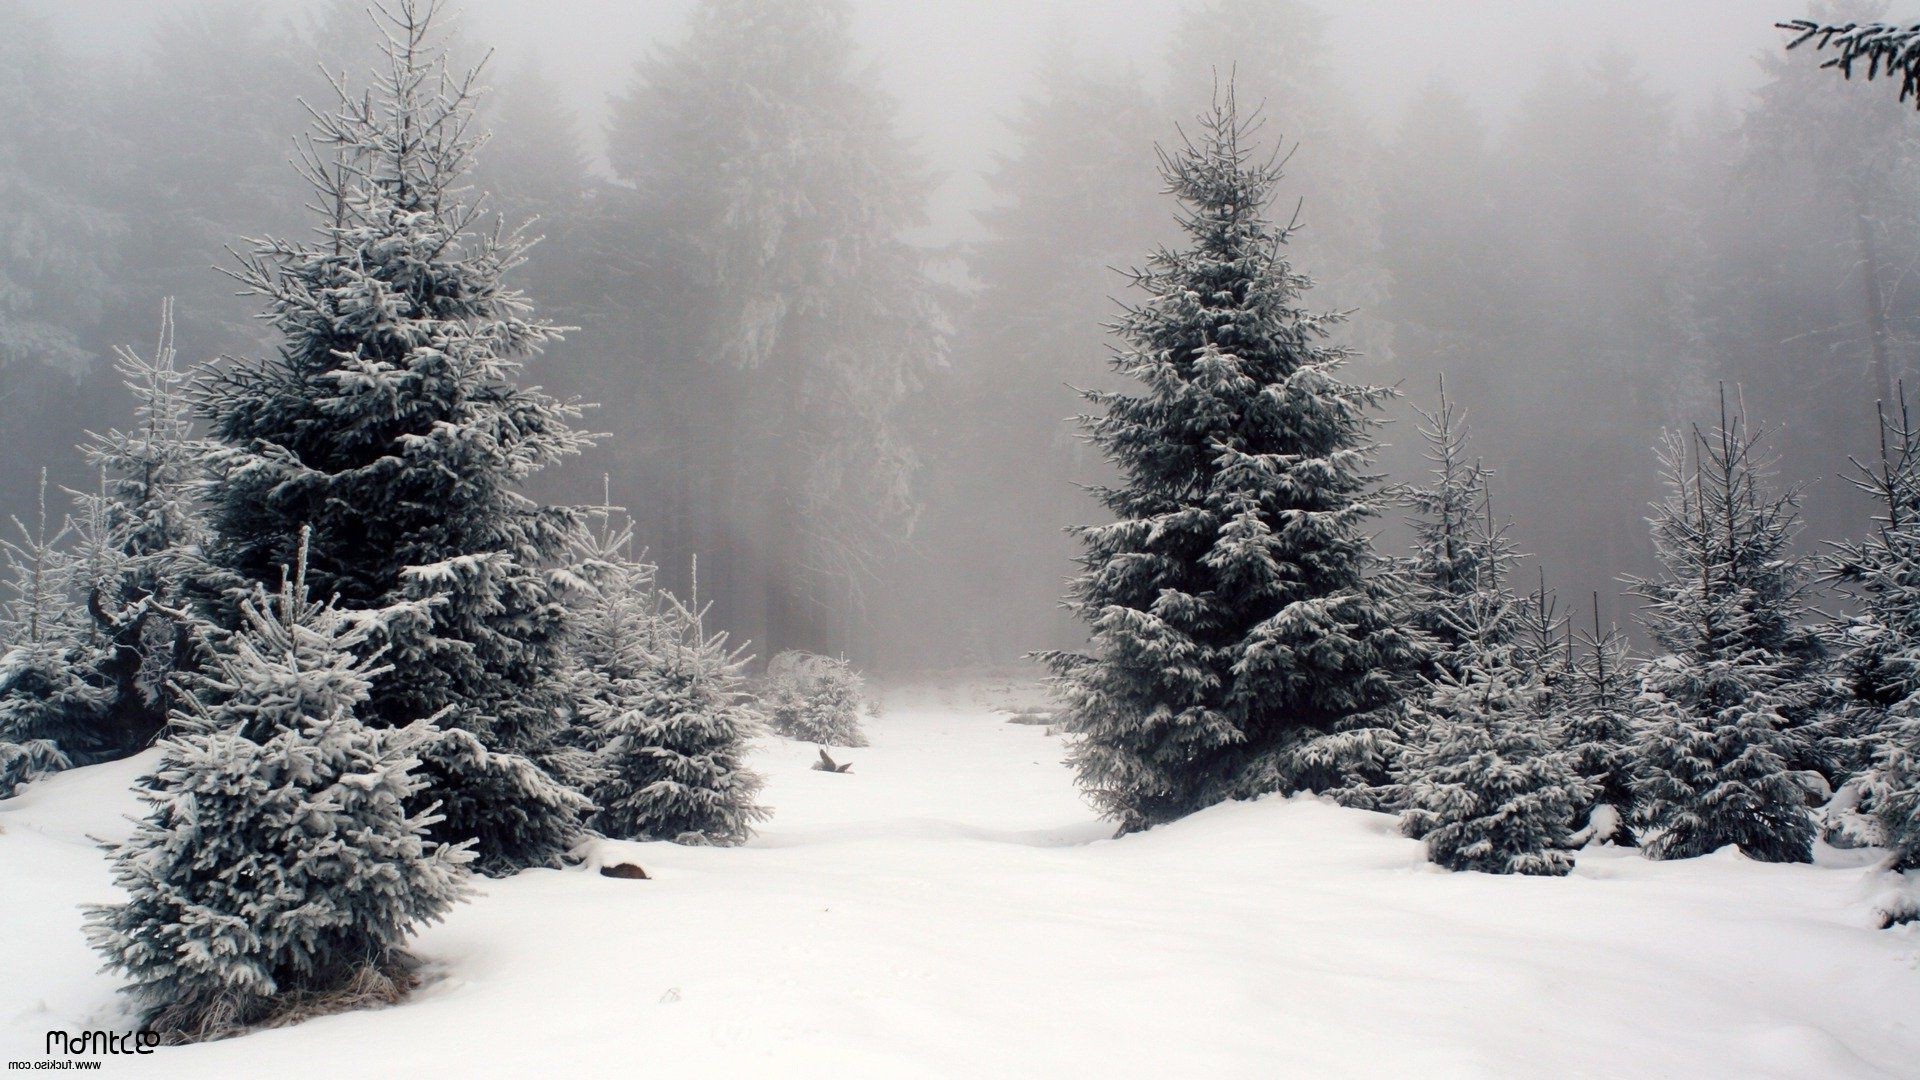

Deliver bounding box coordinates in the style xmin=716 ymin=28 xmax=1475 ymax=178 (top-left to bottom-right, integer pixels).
xmin=5 ymin=0 xmax=1920 ymax=671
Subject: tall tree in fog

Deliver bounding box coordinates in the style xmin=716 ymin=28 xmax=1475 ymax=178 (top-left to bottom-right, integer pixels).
xmin=1485 ymin=53 xmax=1703 ymax=624
xmin=0 ymin=11 xmax=121 ymax=527
xmin=1045 ymin=92 xmax=1418 ymax=832
xmin=1169 ymin=0 xmax=1390 ymax=361
xmin=607 ymin=0 xmax=945 ymax=661
xmin=895 ymin=42 xmax=1166 ymax=668
xmin=103 ymin=4 xmax=311 ymax=357
xmin=1737 ymin=2 xmax=1920 ymax=485
xmin=198 ymin=2 xmax=591 ymax=875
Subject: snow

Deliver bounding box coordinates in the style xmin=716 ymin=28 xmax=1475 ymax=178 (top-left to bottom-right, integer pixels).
xmin=3 ymin=696 xmax=1918 ymax=1078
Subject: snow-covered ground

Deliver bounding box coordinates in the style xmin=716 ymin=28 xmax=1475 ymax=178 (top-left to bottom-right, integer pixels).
xmin=3 ymin=692 xmax=1917 ymax=1079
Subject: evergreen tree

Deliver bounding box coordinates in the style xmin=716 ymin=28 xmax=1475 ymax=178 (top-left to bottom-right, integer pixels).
xmin=0 ymin=471 xmax=109 ymax=795
xmin=590 ymin=584 xmax=768 ymax=846
xmin=1042 ymin=89 xmax=1419 ymax=833
xmin=571 ymin=508 xmax=767 ymax=845
xmin=83 ymin=537 xmax=470 ymax=1041
xmin=1826 ymin=391 xmax=1920 ymax=777
xmin=763 ymin=653 xmax=870 ymax=748
xmin=1565 ymin=599 xmax=1642 ymax=844
xmin=1399 ymin=377 xmax=1495 ymax=678
xmin=63 ymin=300 xmax=208 ymax=756
xmin=1627 ymin=409 xmax=1819 ymax=863
xmin=197 ymin=2 xmax=591 ymax=874
xmin=1399 ymin=589 xmax=1590 ymax=876
xmin=1826 ymin=392 xmax=1920 ymax=884
xmin=606 ymin=0 xmax=946 ymax=659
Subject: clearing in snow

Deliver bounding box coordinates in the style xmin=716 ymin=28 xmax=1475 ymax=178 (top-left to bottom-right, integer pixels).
xmin=2 ymin=690 xmax=1916 ymax=1078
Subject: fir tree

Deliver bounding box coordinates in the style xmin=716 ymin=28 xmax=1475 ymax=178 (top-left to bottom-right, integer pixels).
xmin=197 ymin=2 xmax=591 ymax=874
xmin=1399 ymin=377 xmax=1494 ymax=678
xmin=590 ymin=581 xmax=768 ymax=846
xmin=571 ymin=507 xmax=767 ymax=845
xmin=1042 ymin=88 xmax=1419 ymax=832
xmin=83 ymin=534 xmax=471 ymax=1041
xmin=1826 ymin=391 xmax=1920 ymax=778
xmin=1565 ymin=598 xmax=1642 ymax=844
xmin=1826 ymin=391 xmax=1920 ymax=885
xmin=1398 ymin=486 xmax=1589 ymax=875
xmin=0 ymin=471 xmax=109 ymax=795
xmin=763 ymin=653 xmax=870 ymax=748
xmin=1627 ymin=407 xmax=1819 ymax=863
xmin=65 ymin=300 xmax=208 ymax=756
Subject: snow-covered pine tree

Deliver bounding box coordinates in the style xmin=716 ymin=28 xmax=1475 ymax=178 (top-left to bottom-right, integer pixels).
xmin=197 ymin=2 xmax=592 ymax=875
xmin=63 ymin=300 xmax=208 ymax=757
xmin=1627 ymin=405 xmax=1819 ymax=863
xmin=1782 ymin=16 xmax=1920 ymax=111
xmin=590 ymin=573 xmax=768 ymax=846
xmin=1826 ymin=391 xmax=1920 ymax=779
xmin=1825 ymin=391 xmax=1920 ymax=887
xmin=1399 ymin=376 xmax=1493 ymax=678
xmin=0 ymin=471 xmax=109 ymax=796
xmin=1398 ymin=486 xmax=1589 ymax=874
xmin=83 ymin=532 xmax=471 ymax=1041
xmin=1565 ymin=597 xmax=1642 ymax=845
xmin=1041 ymin=86 xmax=1420 ymax=832
xmin=763 ymin=653 xmax=870 ymax=748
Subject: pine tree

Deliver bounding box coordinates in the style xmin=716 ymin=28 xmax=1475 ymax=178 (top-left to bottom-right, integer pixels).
xmin=763 ymin=653 xmax=870 ymax=748
xmin=1565 ymin=598 xmax=1642 ymax=844
xmin=64 ymin=300 xmax=207 ymax=756
xmin=1627 ymin=407 xmax=1819 ymax=863
xmin=83 ymin=534 xmax=471 ymax=1041
xmin=1827 ymin=391 xmax=1920 ymax=778
xmin=1042 ymin=88 xmax=1419 ymax=832
xmin=570 ymin=506 xmax=767 ymax=845
xmin=0 ymin=471 xmax=109 ymax=795
xmin=1826 ymin=391 xmax=1920 ymax=884
xmin=197 ymin=2 xmax=592 ymax=874
xmin=590 ymin=584 xmax=768 ymax=846
xmin=1398 ymin=486 xmax=1589 ymax=875
xmin=1399 ymin=377 xmax=1494 ymax=678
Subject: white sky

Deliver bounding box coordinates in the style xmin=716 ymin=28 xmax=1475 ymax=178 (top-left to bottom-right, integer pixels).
xmin=31 ymin=0 xmax=1920 ymax=238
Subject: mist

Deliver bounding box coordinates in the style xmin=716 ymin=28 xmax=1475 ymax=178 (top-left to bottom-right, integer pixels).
xmin=7 ymin=0 xmax=1920 ymax=672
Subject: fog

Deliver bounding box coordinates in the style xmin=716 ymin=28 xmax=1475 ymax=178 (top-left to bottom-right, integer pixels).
xmin=7 ymin=0 xmax=1920 ymax=671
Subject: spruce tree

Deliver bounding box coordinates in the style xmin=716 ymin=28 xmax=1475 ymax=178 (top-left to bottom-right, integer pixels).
xmin=83 ymin=535 xmax=471 ymax=1041
xmin=763 ymin=653 xmax=870 ymax=748
xmin=571 ymin=508 xmax=767 ymax=845
xmin=590 ymin=586 xmax=768 ymax=846
xmin=1043 ymin=88 xmax=1419 ymax=832
xmin=0 ymin=471 xmax=109 ymax=795
xmin=197 ymin=2 xmax=591 ymax=874
xmin=1565 ymin=599 xmax=1642 ymax=844
xmin=1398 ymin=489 xmax=1589 ymax=874
xmin=1627 ymin=409 xmax=1819 ymax=863
xmin=64 ymin=300 xmax=208 ymax=756
xmin=1399 ymin=377 xmax=1494 ymax=679
xmin=1826 ymin=392 xmax=1920 ymax=887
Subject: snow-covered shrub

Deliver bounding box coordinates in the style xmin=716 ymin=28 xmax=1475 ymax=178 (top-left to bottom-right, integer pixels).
xmin=763 ymin=651 xmax=869 ymax=747
xmin=83 ymin=544 xmax=471 ymax=1041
